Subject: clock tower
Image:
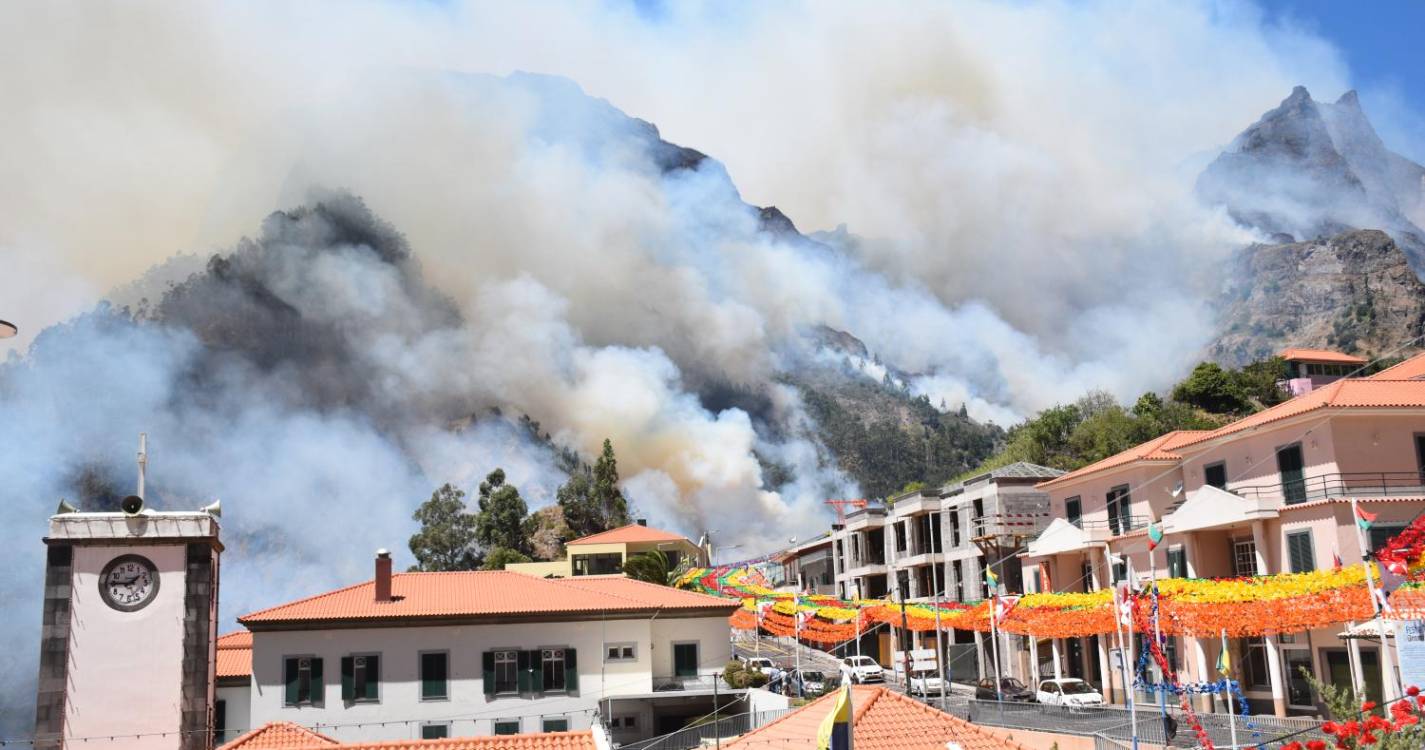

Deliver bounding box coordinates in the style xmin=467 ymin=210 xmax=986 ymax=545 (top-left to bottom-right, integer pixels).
xmin=33 ymin=473 xmax=222 ymax=749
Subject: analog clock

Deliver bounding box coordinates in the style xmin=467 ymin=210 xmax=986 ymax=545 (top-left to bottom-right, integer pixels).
xmin=99 ymin=554 xmax=160 ymax=612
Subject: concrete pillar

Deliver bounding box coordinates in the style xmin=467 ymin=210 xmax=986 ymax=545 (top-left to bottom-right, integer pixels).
xmin=1193 ymin=637 xmax=1214 ymax=713
xmin=1029 ymin=636 xmax=1041 ymax=687
xmin=1348 ymin=634 xmax=1366 ymax=700
xmin=1097 ymin=638 xmax=1115 ymax=704
xmin=1185 ymin=532 xmax=1201 ymax=578
xmin=1264 ymin=635 xmax=1287 ymax=717
xmin=1051 ymin=639 xmax=1064 ymax=682
xmin=974 ymin=630 xmax=987 ymax=679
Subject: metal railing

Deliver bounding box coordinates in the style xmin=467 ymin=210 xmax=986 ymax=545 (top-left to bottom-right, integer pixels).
xmin=941 ymin=698 xmax=1326 ymax=748
xmin=1230 ymin=471 xmax=1425 ymax=505
xmin=651 ymin=674 xmax=720 ymax=692
xmin=618 ymin=708 xmax=794 ymax=750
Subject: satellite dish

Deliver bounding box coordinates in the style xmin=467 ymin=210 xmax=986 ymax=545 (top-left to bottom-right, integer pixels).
xmin=0 ymin=320 xmax=16 ymax=339
xmin=1170 ymin=481 xmax=1184 ymax=498
xmin=120 ymin=495 xmax=144 ymax=515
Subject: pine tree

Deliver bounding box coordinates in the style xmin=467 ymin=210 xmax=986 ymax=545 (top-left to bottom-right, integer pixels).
xmin=475 ymin=468 xmax=530 ymax=555
xmin=408 ymin=483 xmax=480 ymax=571
xmin=558 ymin=439 xmax=631 ymax=538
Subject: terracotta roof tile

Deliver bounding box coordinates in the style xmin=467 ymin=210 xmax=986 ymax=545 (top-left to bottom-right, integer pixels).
xmin=1174 ymin=379 xmax=1425 ymax=449
xmin=288 ymin=731 xmax=596 ymax=750
xmin=724 ymin=686 xmax=1027 ymax=750
xmin=1036 ymin=430 xmax=1210 ymax=489
xmin=1278 ymin=348 xmax=1367 ymax=365
xmin=1370 ymin=352 xmax=1425 ymax=380
xmin=221 ymin=721 xmax=337 ymax=749
xmin=567 ymin=523 xmax=690 ymax=545
xmin=217 ymin=630 xmax=252 ymax=679
xmin=239 ymin=571 xmax=736 ymax=626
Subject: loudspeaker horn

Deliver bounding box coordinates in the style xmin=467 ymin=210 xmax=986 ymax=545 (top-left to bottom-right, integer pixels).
xmin=202 ymin=499 xmax=222 ymax=518
xmin=120 ymin=495 xmax=144 ymax=515
xmin=55 ymin=499 xmax=78 ymax=515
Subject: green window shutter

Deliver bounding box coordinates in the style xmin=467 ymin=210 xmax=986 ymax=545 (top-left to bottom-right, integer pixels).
xmin=565 ymin=648 xmax=578 ymax=694
xmin=341 ymin=656 xmax=355 ymax=702
xmin=422 ymin=653 xmax=448 ymax=700
xmin=483 ymin=652 xmax=496 ymax=697
xmin=517 ymin=650 xmax=534 ymax=695
xmin=284 ymin=658 xmax=300 ymax=706
xmin=310 ymin=658 xmax=324 ymax=706
xmin=364 ymin=655 xmax=380 ymax=700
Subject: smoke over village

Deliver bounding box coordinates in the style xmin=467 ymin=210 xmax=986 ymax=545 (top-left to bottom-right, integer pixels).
xmin=3 ymin=0 xmax=1425 ymax=741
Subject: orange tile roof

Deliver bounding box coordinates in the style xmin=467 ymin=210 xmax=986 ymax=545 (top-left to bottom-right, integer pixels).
xmin=1036 ymin=430 xmax=1210 ymax=489
xmin=1174 ymin=379 xmax=1425 ymax=450
xmin=239 ymin=571 xmax=736 ymax=627
xmin=217 ymin=630 xmax=253 ymax=680
xmin=221 ymin=721 xmax=337 ymax=749
xmin=723 ymin=686 xmax=1028 ymax=750
xmin=1371 ymin=352 xmax=1425 ymax=380
xmin=288 ymin=730 xmax=596 ymax=750
xmin=566 ymin=523 xmax=691 ymax=546
xmin=1278 ymin=348 xmax=1368 ymax=365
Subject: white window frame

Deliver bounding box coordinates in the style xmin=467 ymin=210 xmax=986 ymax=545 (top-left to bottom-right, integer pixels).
xmin=540 ymin=647 xmax=568 ymax=693
xmin=349 ymin=652 xmax=382 ymax=704
xmin=284 ymin=654 xmax=321 ymax=707
xmin=542 ymin=716 xmax=570 ymax=733
xmin=605 ymin=642 xmax=638 ymax=662
xmin=1232 ymin=539 xmax=1258 ymax=577
xmin=493 ymin=649 xmax=520 ymax=696
xmin=420 ymin=722 xmax=451 ymax=739
xmin=493 ymin=718 xmax=522 ymax=735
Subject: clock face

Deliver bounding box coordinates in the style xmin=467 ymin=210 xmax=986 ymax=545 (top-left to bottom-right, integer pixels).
xmin=99 ymin=554 xmax=160 ymax=612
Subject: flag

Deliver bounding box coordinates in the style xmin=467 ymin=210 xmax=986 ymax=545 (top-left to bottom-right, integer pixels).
xmin=1216 ymin=633 xmax=1231 ymax=677
xmin=1333 ymin=547 xmax=1343 ymax=571
xmin=1116 ymin=583 xmax=1134 ymax=626
xmin=985 ymin=565 xmax=999 ymax=591
xmin=1356 ymin=505 xmax=1377 ymax=531
xmin=995 ymin=594 xmax=1022 ymax=621
xmin=1146 ymin=520 xmax=1164 ymax=551
xmin=816 ymin=683 xmax=854 ymax=750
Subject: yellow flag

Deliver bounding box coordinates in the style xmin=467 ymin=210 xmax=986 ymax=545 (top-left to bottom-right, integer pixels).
xmin=816 ymin=683 xmax=854 ymax=750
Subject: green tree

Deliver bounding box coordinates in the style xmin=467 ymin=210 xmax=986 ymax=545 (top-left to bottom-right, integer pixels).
xmin=475 ymin=468 xmax=530 ymax=555
xmin=482 ymin=546 xmax=533 ymax=570
xmin=408 ymin=483 xmax=481 ymax=571
xmin=621 ymin=550 xmax=689 ymax=587
xmin=1171 ymin=362 xmax=1251 ymax=414
xmin=558 ymin=439 xmax=631 ymax=538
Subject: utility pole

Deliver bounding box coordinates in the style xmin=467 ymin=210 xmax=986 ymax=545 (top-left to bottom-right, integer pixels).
xmin=897 ymin=581 xmax=913 ymax=695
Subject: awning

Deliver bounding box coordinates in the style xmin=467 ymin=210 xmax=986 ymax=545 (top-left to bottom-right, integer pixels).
xmin=1339 ymin=618 xmax=1394 ymax=640
xmin=1161 ymin=484 xmax=1278 ymax=534
xmin=1026 ymin=517 xmax=1103 ymax=557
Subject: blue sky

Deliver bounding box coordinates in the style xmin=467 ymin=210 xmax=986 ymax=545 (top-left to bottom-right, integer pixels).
xmin=1256 ymin=0 xmax=1425 ymax=160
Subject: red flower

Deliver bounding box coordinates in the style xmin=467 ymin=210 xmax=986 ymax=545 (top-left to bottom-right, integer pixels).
xmin=1322 ymin=721 xmax=1339 ymax=735
xmin=1409 ymin=685 xmax=1421 ymax=697
xmin=1305 ymin=741 xmax=1326 ymax=750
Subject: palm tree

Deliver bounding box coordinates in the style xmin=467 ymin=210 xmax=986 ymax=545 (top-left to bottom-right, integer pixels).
xmin=622 ymin=550 xmax=691 ymax=586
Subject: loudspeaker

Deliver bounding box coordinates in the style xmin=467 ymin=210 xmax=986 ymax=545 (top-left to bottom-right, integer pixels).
xmin=201 ymin=499 xmax=221 ymax=518
xmin=55 ymin=499 xmax=79 ymax=515
xmin=120 ymin=495 xmax=144 ymax=515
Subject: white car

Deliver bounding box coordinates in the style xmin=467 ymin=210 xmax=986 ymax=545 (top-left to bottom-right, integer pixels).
xmin=841 ymin=655 xmax=885 ymax=684
xmin=1036 ymin=678 xmax=1104 ymax=707
xmin=907 ymin=668 xmax=944 ymax=696
xmin=743 ymin=657 xmax=776 ymax=672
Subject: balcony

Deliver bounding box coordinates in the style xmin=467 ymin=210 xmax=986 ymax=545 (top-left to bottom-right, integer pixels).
xmin=652 ymin=674 xmax=721 ymax=692
xmin=1229 ymin=472 xmax=1425 ymax=506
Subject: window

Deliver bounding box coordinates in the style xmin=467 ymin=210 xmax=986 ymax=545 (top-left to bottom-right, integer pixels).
xmin=1106 ymin=486 xmax=1131 ymax=535
xmin=1232 ymin=539 xmax=1258 ymax=577
xmin=572 ymin=553 xmax=622 ymax=576
xmin=1276 ymin=443 xmax=1306 ymax=504
xmin=542 ymin=649 xmax=567 ymax=692
xmin=673 ymin=642 xmax=699 ymax=677
xmin=283 ymin=656 xmax=323 ymax=707
xmin=215 ymin=699 xmax=226 ymax=743
xmin=1370 ymin=524 xmax=1407 ymax=554
xmin=1081 ymin=561 xmax=1093 ymax=593
xmin=419 ymin=651 xmax=449 ymax=701
xmin=894 ymin=522 xmax=907 ymax=552
xmin=543 ymin=718 xmax=570 ymax=733
xmin=494 ymin=720 xmax=521 ymax=735
xmin=1065 ymin=497 xmax=1082 ymax=528
xmin=930 ymin=512 xmax=943 ymax=553
xmin=972 ymin=499 xmax=985 ymax=536
xmin=490 ymin=650 xmax=519 ymax=695
xmin=951 ymin=560 xmax=964 ymax=601
xmin=1286 ymin=531 xmax=1316 ymax=573
xmin=1163 ymin=636 xmax=1180 ymax=672
xmin=1243 ymin=638 xmax=1269 ymax=689
xmin=1204 ymin=462 xmax=1227 ymax=490
xmin=950 ymin=513 xmax=961 ymax=547
xmin=421 ymin=724 xmax=450 ymax=740
xmin=1167 ymin=546 xmax=1187 ymax=579
xmin=341 ymin=654 xmax=380 ymax=703
xmin=1416 ymin=434 xmax=1425 ymax=480
xmin=610 ymin=716 xmax=638 ymax=730
xmin=1285 ymin=650 xmax=1315 ymax=706
xmin=605 ymin=643 xmax=637 ymax=662
xmin=1112 ymin=561 xmax=1127 ymax=584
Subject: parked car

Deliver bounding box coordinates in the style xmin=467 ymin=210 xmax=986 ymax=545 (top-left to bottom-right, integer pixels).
xmin=907 ymin=668 xmax=944 ymax=696
xmin=1036 ymin=678 xmax=1104 ymax=707
xmin=841 ymin=655 xmax=885 ymax=683
xmin=791 ymin=668 xmax=833 ymax=696
xmin=974 ymin=677 xmax=1035 ymax=701
xmin=743 ymin=657 xmax=776 ymax=672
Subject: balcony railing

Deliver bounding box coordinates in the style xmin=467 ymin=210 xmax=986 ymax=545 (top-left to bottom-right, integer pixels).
xmin=652 ymin=673 xmax=720 ymax=692
xmin=1077 ymin=515 xmax=1152 ymax=538
xmin=1229 ymin=471 xmax=1425 ymax=505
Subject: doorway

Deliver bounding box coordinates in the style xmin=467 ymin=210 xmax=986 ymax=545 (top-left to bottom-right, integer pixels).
xmin=1277 ymin=443 xmax=1306 ymax=504
xmin=1324 ymin=648 xmax=1382 ymax=704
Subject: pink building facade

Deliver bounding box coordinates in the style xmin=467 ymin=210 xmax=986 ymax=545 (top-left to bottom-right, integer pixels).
xmin=1020 ymin=364 xmax=1425 ymax=718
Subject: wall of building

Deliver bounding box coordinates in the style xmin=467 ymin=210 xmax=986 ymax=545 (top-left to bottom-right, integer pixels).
xmin=1179 ymin=420 xmax=1341 ymax=497
xmin=217 ymin=684 xmax=251 ymax=743
xmin=67 ymin=544 xmax=190 ymax=750
xmin=1327 ymin=415 xmax=1425 ymax=475
xmin=249 ymin=616 xmax=668 ymax=741
xmin=650 ymin=617 xmax=732 ymax=679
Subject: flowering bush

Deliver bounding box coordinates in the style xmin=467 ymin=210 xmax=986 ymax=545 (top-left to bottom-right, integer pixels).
xmin=1279 ymin=681 xmax=1425 ymax=749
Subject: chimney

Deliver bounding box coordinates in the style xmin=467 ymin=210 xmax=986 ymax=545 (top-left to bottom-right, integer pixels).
xmin=374 ymin=549 xmax=393 ymax=602
xmin=636 ymin=519 xmax=647 ymax=526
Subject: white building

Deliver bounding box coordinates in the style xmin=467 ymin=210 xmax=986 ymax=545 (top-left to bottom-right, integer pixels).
xmin=230 ymin=551 xmax=741 ymax=744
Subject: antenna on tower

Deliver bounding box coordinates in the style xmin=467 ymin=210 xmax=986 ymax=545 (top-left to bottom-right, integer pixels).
xmin=137 ymin=433 xmax=148 ymax=500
